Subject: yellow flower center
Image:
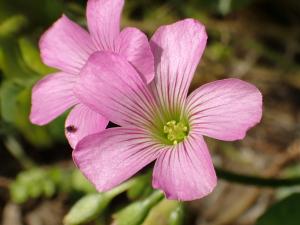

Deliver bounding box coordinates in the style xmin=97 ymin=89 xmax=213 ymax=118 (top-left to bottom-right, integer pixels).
xmin=163 ymin=120 xmax=188 ymax=145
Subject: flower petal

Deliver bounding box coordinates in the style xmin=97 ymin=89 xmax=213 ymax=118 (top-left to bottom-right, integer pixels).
xmin=186 ymin=78 xmax=263 ymax=141
xmin=74 ymin=51 xmax=156 ymax=128
xmin=30 ymin=72 xmax=79 ymax=125
xmin=87 ymin=0 xmax=124 ymax=50
xmin=152 ymin=134 xmax=217 ymax=201
xmin=150 ymin=19 xmax=207 ymax=114
xmin=65 ymin=104 xmax=108 ymax=149
xmin=115 ymin=27 xmax=154 ymax=84
xmin=39 ymin=15 xmax=95 ymax=74
xmin=73 ymin=127 xmax=162 ymax=191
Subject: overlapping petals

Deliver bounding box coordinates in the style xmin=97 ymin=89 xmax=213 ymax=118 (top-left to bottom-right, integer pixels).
xmin=31 ymin=0 xmax=155 ymax=148
xmin=73 ymin=127 xmax=162 ymax=191
xmin=86 ymin=0 xmax=154 ymax=83
xmin=39 ymin=15 xmax=95 ymax=75
xmin=152 ymin=134 xmax=216 ymax=201
xmin=74 ymin=39 xmax=217 ymax=201
xmin=115 ymin=27 xmax=154 ymax=83
xmin=74 ymin=48 xmax=217 ymax=200
xmin=30 ymin=72 xmax=78 ymax=125
xmin=86 ymin=0 xmax=124 ymax=50
xmin=74 ymin=19 xmax=263 ymax=201
xmin=75 ymin=51 xmax=157 ymax=128
xmin=65 ymin=104 xmax=108 ymax=148
xmin=186 ymin=79 xmax=263 ymax=141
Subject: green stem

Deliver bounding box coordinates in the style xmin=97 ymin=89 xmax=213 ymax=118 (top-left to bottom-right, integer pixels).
xmin=216 ymin=167 xmax=300 ymax=187
xmin=106 ymin=178 xmax=138 ymax=198
xmin=143 ymin=190 xmax=164 ymax=208
xmin=5 ymin=136 xmax=35 ymax=169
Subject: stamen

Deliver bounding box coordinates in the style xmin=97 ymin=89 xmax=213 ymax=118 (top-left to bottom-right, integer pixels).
xmin=163 ymin=120 xmax=188 ymax=145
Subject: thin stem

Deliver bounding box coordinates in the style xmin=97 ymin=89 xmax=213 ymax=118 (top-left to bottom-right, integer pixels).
xmin=143 ymin=190 xmax=164 ymax=208
xmin=5 ymin=136 xmax=35 ymax=169
xmin=216 ymin=167 xmax=300 ymax=187
xmin=106 ymin=178 xmax=138 ymax=198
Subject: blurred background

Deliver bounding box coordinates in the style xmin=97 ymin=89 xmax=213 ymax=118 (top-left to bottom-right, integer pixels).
xmin=0 ymin=0 xmax=300 ymax=224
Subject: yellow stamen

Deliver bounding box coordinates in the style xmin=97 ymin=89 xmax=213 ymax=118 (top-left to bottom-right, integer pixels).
xmin=163 ymin=120 xmax=188 ymax=145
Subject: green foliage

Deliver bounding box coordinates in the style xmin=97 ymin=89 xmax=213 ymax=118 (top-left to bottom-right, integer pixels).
xmin=64 ymin=177 xmax=141 ymax=225
xmin=206 ymin=43 xmax=232 ymax=62
xmin=10 ymin=168 xmax=167 ymax=225
xmin=256 ymin=193 xmax=300 ymax=225
xmin=0 ymin=14 xmax=28 ymax=38
xmin=18 ymin=37 xmax=55 ymax=75
xmin=113 ymin=191 xmax=164 ymax=225
xmin=142 ymin=200 xmax=184 ymax=225
xmin=64 ymin=193 xmax=111 ymax=225
xmin=0 ymin=36 xmax=64 ymax=147
xmin=10 ymin=167 xmax=95 ymax=204
xmin=0 ymin=0 xmax=63 ymax=28
xmin=0 ymin=39 xmax=36 ymax=78
xmin=1 ymin=80 xmax=24 ymax=122
xmin=71 ymin=169 xmax=96 ymax=193
xmin=10 ymin=168 xmax=56 ymax=203
xmin=0 ymin=0 xmax=65 ymax=148
xmin=276 ymin=165 xmax=300 ymax=199
xmin=127 ymin=172 xmax=152 ymax=200
xmin=168 ymin=203 xmax=185 ymax=225
xmin=0 ymin=77 xmax=65 ymax=147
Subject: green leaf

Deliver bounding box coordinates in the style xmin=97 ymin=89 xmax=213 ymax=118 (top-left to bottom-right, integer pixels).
xmin=48 ymin=167 xmax=73 ymax=193
xmin=0 ymin=76 xmax=66 ymax=147
xmin=206 ymin=43 xmax=232 ymax=61
xmin=18 ymin=37 xmax=55 ymax=75
xmin=10 ymin=168 xmax=57 ymax=204
xmin=0 ymin=39 xmax=37 ymax=78
xmin=0 ymin=14 xmax=28 ymax=38
xmin=4 ymin=0 xmax=63 ymax=27
xmin=256 ymin=193 xmax=300 ymax=225
xmin=142 ymin=200 xmax=183 ymax=225
xmin=113 ymin=191 xmax=164 ymax=225
xmin=127 ymin=173 xmax=152 ymax=200
xmin=168 ymin=204 xmax=185 ymax=225
xmin=71 ymin=170 xmax=96 ymax=193
xmin=10 ymin=181 xmax=28 ymax=204
xmin=63 ymin=193 xmax=111 ymax=225
xmin=14 ymin=86 xmax=59 ymax=147
xmin=0 ymin=80 xmax=23 ymax=122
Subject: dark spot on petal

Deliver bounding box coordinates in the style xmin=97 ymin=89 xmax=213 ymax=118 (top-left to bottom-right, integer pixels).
xmin=66 ymin=125 xmax=77 ymax=133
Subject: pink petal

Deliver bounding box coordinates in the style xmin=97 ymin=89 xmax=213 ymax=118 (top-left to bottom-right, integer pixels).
xmin=74 ymin=51 xmax=156 ymax=128
xmin=152 ymin=134 xmax=217 ymax=201
xmin=30 ymin=72 xmax=79 ymax=125
xmin=73 ymin=127 xmax=162 ymax=191
xmin=150 ymin=19 xmax=207 ymax=113
xmin=115 ymin=27 xmax=154 ymax=84
xmin=65 ymin=104 xmax=109 ymax=149
xmin=186 ymin=78 xmax=263 ymax=141
xmin=87 ymin=0 xmax=124 ymax=50
xmin=39 ymin=15 xmax=95 ymax=74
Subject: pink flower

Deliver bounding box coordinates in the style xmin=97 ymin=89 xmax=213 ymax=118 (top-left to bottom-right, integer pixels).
xmin=73 ymin=19 xmax=263 ymax=201
xmin=30 ymin=0 xmax=154 ymax=148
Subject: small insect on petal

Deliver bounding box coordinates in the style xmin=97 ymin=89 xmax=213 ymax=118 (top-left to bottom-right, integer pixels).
xmin=66 ymin=125 xmax=78 ymax=133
